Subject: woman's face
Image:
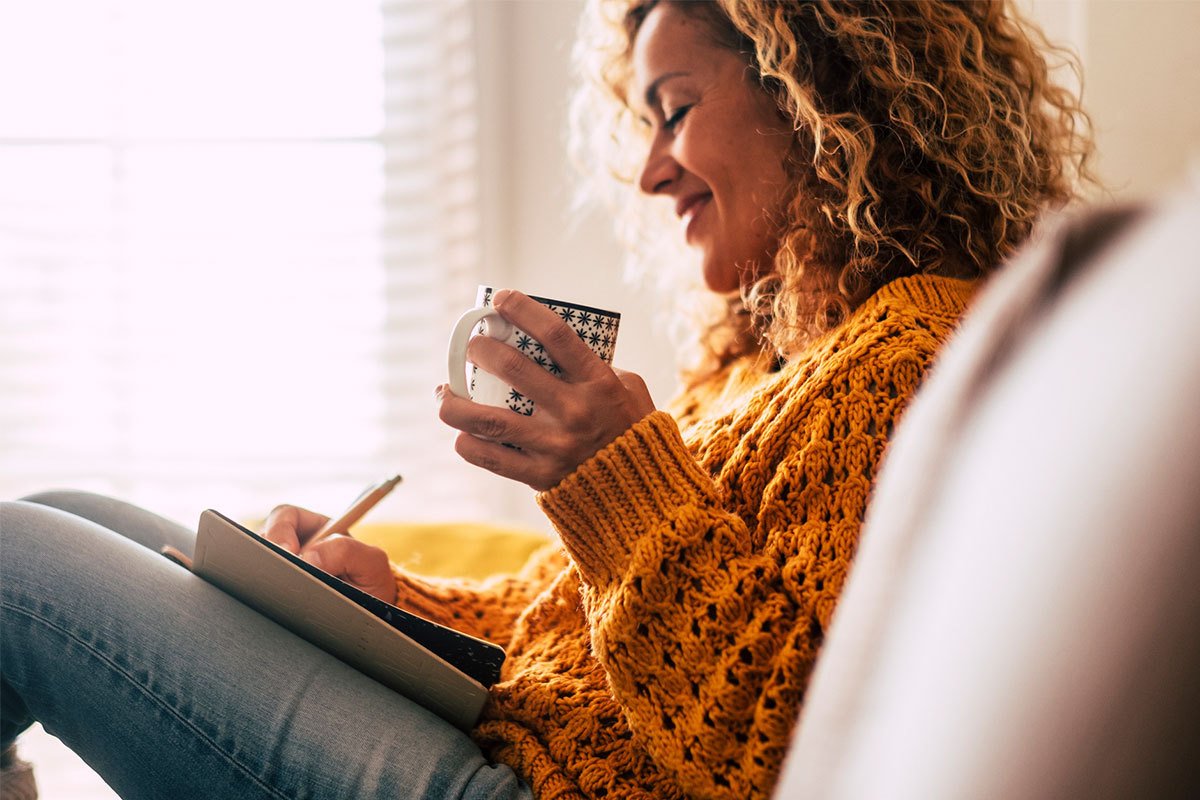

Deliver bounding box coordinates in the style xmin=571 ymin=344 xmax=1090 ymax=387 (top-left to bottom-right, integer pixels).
xmin=630 ymin=3 xmax=793 ymax=293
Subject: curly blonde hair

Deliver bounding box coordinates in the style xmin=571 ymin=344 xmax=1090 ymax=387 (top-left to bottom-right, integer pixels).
xmin=570 ymin=0 xmax=1096 ymax=381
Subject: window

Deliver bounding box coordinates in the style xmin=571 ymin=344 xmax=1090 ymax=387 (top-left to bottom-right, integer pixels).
xmin=0 ymin=0 xmax=501 ymax=526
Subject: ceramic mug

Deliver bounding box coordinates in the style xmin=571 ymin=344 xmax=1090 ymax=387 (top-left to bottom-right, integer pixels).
xmin=447 ymin=286 xmax=621 ymax=415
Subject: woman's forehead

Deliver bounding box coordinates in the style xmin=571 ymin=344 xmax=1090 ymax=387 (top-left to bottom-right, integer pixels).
xmin=629 ymin=4 xmax=727 ymax=103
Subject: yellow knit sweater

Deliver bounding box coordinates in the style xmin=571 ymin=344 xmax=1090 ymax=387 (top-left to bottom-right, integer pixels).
xmin=394 ymin=275 xmax=975 ymax=798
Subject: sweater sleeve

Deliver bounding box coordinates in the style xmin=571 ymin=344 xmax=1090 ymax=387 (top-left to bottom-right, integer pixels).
xmin=391 ymin=542 xmax=566 ymax=646
xmin=536 ymin=347 xmax=925 ymax=797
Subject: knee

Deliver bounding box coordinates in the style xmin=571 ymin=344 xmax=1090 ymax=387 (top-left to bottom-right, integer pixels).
xmin=1 ymin=500 xmax=74 ymax=543
xmin=14 ymin=492 xmax=191 ymax=557
xmin=0 ymin=501 xmax=69 ymax=570
xmin=0 ymin=501 xmax=129 ymax=591
xmin=19 ymin=488 xmax=105 ymax=510
xmin=17 ymin=491 xmax=133 ymax=532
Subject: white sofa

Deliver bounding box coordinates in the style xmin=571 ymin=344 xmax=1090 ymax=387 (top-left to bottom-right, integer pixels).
xmin=776 ymin=183 xmax=1200 ymax=799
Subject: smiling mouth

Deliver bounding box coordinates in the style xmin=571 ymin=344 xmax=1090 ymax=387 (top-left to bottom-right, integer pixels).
xmin=677 ymin=194 xmax=711 ymax=242
xmin=675 ymin=193 xmax=710 ymax=220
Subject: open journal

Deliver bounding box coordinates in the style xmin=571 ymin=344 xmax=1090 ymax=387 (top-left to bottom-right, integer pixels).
xmin=188 ymin=509 xmax=505 ymax=731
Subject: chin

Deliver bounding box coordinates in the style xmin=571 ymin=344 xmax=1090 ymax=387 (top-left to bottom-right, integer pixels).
xmin=702 ymin=277 xmax=740 ymax=294
xmin=701 ymin=261 xmax=740 ymax=294
xmin=704 ymin=264 xmax=756 ymax=295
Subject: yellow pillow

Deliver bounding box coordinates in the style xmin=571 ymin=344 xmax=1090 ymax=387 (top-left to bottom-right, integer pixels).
xmin=352 ymin=521 xmax=550 ymax=580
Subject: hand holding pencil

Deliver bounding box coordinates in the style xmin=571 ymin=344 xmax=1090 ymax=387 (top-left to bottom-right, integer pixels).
xmin=260 ymin=474 xmax=403 ymax=604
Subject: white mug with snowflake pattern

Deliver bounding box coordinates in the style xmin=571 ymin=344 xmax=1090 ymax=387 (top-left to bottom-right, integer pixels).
xmin=447 ymin=286 xmax=621 ymax=415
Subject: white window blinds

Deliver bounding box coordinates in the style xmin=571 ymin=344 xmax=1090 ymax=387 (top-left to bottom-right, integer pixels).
xmin=0 ymin=0 xmax=504 ymax=526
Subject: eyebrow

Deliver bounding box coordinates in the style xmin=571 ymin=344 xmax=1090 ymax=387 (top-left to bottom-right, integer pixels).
xmin=642 ymin=71 xmax=690 ymax=109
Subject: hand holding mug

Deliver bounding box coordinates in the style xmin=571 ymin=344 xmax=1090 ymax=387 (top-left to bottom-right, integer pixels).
xmin=446 ymin=286 xmax=622 ymax=415
xmin=439 ymin=288 xmax=655 ymax=491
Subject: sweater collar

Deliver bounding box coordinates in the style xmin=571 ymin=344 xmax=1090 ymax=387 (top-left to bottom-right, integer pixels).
xmin=867 ymin=273 xmax=979 ymax=319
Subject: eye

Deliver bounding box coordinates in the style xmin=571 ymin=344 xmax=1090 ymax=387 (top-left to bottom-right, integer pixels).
xmin=663 ymin=104 xmax=692 ymax=132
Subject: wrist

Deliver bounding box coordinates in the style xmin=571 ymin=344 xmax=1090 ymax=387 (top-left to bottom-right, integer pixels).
xmin=538 ymin=411 xmax=715 ymax=587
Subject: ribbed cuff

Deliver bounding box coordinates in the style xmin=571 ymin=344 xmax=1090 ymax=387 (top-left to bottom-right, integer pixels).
xmin=537 ymin=410 xmax=716 ymax=589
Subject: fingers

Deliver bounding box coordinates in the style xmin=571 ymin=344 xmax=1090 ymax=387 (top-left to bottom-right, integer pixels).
xmin=262 ymin=504 xmax=330 ymax=554
xmin=437 ymin=384 xmax=563 ymax=488
xmin=491 ymin=290 xmax=604 ymax=381
xmin=438 ymin=375 xmax=626 ymax=486
xmin=439 ymin=387 xmax=635 ymax=492
xmin=438 ymin=385 xmax=540 ymax=445
xmin=452 ymin=431 xmax=560 ymax=492
xmin=266 ymin=508 xmax=398 ymax=603
xmin=436 ymin=361 xmax=658 ymax=491
xmin=466 ymin=334 xmax=565 ymax=414
xmin=303 ymin=536 xmax=397 ymax=604
xmin=262 ymin=506 xmax=312 ymax=551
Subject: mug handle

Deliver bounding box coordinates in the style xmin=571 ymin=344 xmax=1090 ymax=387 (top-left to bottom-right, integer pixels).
xmin=447 ymin=307 xmax=515 ymax=398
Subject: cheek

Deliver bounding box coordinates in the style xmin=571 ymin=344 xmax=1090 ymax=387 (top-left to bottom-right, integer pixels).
xmin=750 ymin=144 xmax=793 ymax=235
xmin=735 ymin=154 xmax=792 ymax=272
xmin=733 ymin=161 xmax=788 ymax=243
xmin=676 ymin=131 xmax=722 ymax=180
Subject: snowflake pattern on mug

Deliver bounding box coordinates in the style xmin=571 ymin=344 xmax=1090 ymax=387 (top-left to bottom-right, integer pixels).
xmin=476 ymin=287 xmax=620 ymax=416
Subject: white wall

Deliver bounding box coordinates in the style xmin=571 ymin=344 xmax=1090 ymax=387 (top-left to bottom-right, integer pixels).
xmin=1080 ymin=1 xmax=1200 ymax=197
xmin=473 ymin=0 xmax=1200 ymax=528
xmin=1024 ymin=0 xmax=1200 ymax=199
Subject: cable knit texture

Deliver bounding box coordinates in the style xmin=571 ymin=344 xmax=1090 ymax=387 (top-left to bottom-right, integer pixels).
xmin=392 ymin=275 xmax=975 ymax=798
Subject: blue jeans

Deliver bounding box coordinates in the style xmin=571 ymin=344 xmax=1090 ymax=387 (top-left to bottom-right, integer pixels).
xmin=0 ymin=491 xmax=532 ymax=800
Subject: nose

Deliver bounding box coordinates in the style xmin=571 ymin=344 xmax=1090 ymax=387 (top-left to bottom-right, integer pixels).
xmin=637 ymin=131 xmax=678 ymax=196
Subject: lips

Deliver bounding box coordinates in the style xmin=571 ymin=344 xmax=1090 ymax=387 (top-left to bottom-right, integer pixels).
xmin=676 ymin=192 xmax=712 ymax=242
xmin=675 ymin=192 xmax=711 ymax=220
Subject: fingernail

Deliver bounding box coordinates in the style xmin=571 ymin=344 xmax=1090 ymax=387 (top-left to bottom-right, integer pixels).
xmin=304 ymin=551 xmax=324 ymax=571
xmin=434 ymin=384 xmax=445 ymax=401
xmin=493 ymin=288 xmax=512 ymax=307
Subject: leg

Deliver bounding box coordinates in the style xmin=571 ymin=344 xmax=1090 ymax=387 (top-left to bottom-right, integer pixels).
xmin=20 ymin=489 xmax=196 ymax=556
xmin=0 ymin=501 xmax=530 ymax=800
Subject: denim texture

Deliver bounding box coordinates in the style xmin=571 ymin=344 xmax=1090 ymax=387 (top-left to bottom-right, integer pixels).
xmin=0 ymin=491 xmax=530 ymax=800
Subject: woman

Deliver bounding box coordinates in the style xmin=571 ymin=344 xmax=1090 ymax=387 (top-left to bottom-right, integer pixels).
xmin=1 ymin=1 xmax=1092 ymax=798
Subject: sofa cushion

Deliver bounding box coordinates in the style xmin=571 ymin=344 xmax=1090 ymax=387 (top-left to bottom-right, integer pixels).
xmin=778 ymin=185 xmax=1200 ymax=798
xmin=354 ymin=521 xmax=549 ymax=580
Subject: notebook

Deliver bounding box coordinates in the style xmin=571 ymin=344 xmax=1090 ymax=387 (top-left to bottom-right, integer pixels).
xmin=189 ymin=509 xmax=505 ymax=730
